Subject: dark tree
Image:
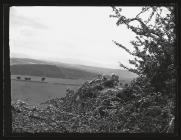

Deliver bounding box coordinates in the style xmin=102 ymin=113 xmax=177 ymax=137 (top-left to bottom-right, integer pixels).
xmin=110 ymin=6 xmax=176 ymax=94
xmin=16 ymin=76 xmax=21 ymax=80
xmin=41 ymin=77 xmax=46 ymax=82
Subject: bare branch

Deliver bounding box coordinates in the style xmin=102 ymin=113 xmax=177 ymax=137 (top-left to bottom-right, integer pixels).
xmin=113 ymin=40 xmax=133 ymax=55
xmin=119 ymin=62 xmax=141 ymax=75
xmin=136 ymin=7 xmax=151 ymax=18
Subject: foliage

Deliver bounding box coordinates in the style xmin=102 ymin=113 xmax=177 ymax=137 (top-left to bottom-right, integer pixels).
xmin=110 ymin=6 xmax=176 ymax=94
xmin=12 ymin=74 xmax=175 ymax=133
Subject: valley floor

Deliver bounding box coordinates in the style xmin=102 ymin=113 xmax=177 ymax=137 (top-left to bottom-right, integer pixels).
xmin=11 ymin=75 xmax=85 ymax=105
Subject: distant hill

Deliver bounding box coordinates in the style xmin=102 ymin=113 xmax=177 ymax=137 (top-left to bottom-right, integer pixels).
xmin=10 ymin=58 xmax=48 ymax=65
xmin=66 ymin=64 xmax=138 ymax=81
xmin=10 ymin=58 xmax=138 ymax=81
xmin=10 ymin=64 xmax=98 ymax=80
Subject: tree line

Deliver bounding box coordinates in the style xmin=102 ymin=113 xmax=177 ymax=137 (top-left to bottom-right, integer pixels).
xmin=16 ymin=76 xmax=46 ymax=82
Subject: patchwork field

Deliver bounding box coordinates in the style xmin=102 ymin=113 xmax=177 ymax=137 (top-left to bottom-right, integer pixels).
xmin=11 ymin=75 xmax=85 ymax=105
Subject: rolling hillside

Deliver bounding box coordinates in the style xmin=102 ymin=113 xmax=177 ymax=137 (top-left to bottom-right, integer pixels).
xmin=68 ymin=64 xmax=138 ymax=81
xmin=10 ymin=58 xmax=47 ymax=65
xmin=10 ymin=58 xmax=138 ymax=81
xmin=10 ymin=64 xmax=98 ymax=80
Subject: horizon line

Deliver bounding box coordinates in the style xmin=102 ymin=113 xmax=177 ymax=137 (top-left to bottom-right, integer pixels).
xmin=10 ymin=56 xmax=126 ymax=70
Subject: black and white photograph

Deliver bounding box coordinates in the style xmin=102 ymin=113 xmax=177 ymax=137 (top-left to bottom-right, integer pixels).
xmin=9 ymin=6 xmax=176 ymax=133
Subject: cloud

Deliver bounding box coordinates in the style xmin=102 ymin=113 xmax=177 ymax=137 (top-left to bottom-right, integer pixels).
xmin=9 ymin=6 xmax=141 ymax=69
xmin=10 ymin=7 xmax=48 ymax=29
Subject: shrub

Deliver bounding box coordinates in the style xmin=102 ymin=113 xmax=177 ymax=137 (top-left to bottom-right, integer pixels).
xmin=12 ymin=73 xmax=175 ymax=133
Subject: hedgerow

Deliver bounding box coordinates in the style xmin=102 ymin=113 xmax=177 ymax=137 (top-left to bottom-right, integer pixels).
xmin=12 ymin=74 xmax=175 ymax=133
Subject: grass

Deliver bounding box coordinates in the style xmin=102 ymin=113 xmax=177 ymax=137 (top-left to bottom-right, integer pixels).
xmin=11 ymin=75 xmax=85 ymax=105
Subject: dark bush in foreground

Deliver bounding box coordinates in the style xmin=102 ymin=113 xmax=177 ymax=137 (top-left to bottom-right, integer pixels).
xmin=12 ymin=75 xmax=175 ymax=133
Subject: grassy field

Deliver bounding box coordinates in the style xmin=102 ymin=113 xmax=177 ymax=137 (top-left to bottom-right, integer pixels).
xmin=11 ymin=75 xmax=85 ymax=105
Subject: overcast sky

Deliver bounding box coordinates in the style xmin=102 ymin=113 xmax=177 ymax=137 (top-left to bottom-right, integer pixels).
xmin=10 ymin=6 xmax=143 ymax=69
